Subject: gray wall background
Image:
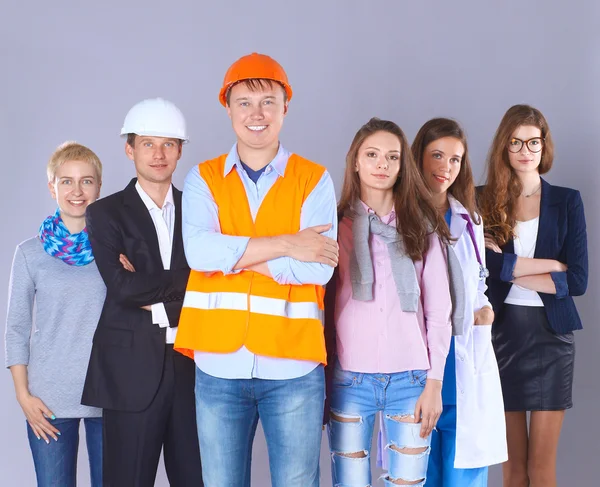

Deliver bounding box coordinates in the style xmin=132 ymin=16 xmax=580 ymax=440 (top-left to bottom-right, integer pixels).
xmin=1 ymin=1 xmax=598 ymax=485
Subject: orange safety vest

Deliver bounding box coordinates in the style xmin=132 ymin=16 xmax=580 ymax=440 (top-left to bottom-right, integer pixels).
xmin=174 ymin=153 xmax=328 ymax=364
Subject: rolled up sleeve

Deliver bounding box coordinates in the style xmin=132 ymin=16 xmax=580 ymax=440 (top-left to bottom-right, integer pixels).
xmin=560 ymin=191 xmax=588 ymax=297
xmin=485 ymin=248 xmax=517 ymax=283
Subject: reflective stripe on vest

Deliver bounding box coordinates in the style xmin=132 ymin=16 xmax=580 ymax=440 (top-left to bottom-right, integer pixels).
xmin=174 ymin=153 xmax=328 ymax=364
xmin=183 ymin=291 xmax=325 ymax=321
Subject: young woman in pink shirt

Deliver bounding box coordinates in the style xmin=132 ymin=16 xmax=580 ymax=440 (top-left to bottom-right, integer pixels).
xmin=325 ymin=118 xmax=453 ymax=487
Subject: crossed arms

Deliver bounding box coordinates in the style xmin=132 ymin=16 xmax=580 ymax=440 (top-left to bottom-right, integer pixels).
xmin=181 ymin=166 xmax=340 ymax=284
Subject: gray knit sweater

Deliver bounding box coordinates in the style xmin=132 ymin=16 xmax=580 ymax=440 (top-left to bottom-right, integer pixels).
xmin=5 ymin=237 xmax=105 ymax=418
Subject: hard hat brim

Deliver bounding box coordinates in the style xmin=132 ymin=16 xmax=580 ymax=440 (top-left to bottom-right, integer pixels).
xmin=219 ymin=79 xmax=293 ymax=107
xmin=119 ymin=129 xmax=189 ymax=143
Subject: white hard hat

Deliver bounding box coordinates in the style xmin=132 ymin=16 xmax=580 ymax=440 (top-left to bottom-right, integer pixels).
xmin=120 ymin=97 xmax=189 ymax=143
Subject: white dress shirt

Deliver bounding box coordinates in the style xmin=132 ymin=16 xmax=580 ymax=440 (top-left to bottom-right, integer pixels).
xmin=135 ymin=182 xmax=177 ymax=344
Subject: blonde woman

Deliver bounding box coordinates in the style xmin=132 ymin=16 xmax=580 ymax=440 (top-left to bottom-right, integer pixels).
xmin=5 ymin=142 xmax=105 ymax=487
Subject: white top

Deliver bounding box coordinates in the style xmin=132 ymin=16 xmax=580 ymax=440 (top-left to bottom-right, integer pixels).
xmin=505 ymin=217 xmax=544 ymax=307
xmin=135 ymin=182 xmax=178 ymax=343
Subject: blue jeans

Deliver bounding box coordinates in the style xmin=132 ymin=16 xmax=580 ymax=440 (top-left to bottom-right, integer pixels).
xmin=194 ymin=365 xmax=324 ymax=487
xmin=328 ymin=364 xmax=431 ymax=487
xmin=27 ymin=417 xmax=102 ymax=487
xmin=426 ymin=405 xmax=488 ymax=486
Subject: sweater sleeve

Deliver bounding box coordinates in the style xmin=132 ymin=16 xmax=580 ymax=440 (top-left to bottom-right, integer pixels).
xmin=5 ymin=245 xmax=36 ymax=368
xmin=421 ymin=234 xmax=452 ymax=380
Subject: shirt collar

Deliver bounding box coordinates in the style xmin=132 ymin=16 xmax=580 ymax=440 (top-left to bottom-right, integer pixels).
xmin=360 ymin=200 xmax=396 ymax=225
xmin=448 ymin=194 xmax=469 ymax=218
xmin=135 ymin=181 xmax=174 ymax=212
xmin=223 ymin=143 xmax=291 ymax=177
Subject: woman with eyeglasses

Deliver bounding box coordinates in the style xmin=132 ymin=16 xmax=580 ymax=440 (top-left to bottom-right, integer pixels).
xmin=479 ymin=104 xmax=588 ymax=487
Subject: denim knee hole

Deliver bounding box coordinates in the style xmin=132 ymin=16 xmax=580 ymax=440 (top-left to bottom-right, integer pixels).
xmin=330 ymin=410 xmax=363 ymax=425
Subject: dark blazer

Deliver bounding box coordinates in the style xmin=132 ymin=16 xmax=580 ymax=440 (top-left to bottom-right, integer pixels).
xmin=81 ymin=178 xmax=190 ymax=411
xmin=483 ymin=178 xmax=588 ymax=334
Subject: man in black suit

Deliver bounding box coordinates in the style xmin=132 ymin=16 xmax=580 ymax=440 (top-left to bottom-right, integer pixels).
xmin=81 ymin=98 xmax=202 ymax=486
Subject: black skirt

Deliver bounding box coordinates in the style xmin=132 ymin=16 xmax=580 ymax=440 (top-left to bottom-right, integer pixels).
xmin=492 ymin=304 xmax=575 ymax=411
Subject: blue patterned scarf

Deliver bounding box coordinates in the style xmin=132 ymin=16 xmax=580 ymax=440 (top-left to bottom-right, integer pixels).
xmin=38 ymin=208 xmax=94 ymax=266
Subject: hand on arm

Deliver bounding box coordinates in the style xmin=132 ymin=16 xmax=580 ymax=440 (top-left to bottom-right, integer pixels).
xmin=484 ymin=236 xmax=502 ymax=254
xmin=182 ymin=165 xmax=339 ymax=284
xmin=119 ymin=254 xmax=151 ymax=311
xmin=266 ymin=171 xmax=339 ymax=285
xmin=511 ymin=191 xmax=587 ymax=296
xmin=484 ymin=233 xmax=566 ymax=278
xmin=511 ymin=273 xmax=558 ymax=294
xmin=513 ymin=257 xmax=566 ymax=278
xmin=235 ymin=223 xmax=338 ymax=274
xmin=120 ymin=255 xmax=173 ymax=324
xmin=87 ymin=206 xmax=188 ymax=307
xmin=10 ymin=365 xmax=60 ymax=443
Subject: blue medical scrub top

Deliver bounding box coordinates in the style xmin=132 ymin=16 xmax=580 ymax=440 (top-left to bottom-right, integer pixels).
xmin=441 ymin=208 xmax=456 ymax=405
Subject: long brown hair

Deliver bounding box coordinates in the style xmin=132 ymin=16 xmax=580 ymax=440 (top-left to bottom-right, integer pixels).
xmin=479 ymin=104 xmax=554 ymax=246
xmin=412 ymin=118 xmax=480 ymax=225
xmin=338 ymin=117 xmax=451 ymax=260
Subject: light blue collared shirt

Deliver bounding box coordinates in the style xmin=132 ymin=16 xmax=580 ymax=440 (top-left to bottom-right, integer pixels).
xmin=182 ymin=143 xmax=338 ymax=379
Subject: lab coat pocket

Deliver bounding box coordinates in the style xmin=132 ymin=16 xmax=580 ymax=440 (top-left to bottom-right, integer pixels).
xmin=472 ymin=324 xmax=496 ymax=375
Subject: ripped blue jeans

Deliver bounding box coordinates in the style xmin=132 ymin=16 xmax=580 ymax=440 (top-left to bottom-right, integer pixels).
xmin=328 ymin=363 xmax=431 ymax=487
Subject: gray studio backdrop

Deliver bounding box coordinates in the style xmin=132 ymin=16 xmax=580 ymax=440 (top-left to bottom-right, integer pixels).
xmin=2 ymin=1 xmax=598 ymax=485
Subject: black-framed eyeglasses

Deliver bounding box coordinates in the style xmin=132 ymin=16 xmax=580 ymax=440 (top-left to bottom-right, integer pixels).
xmin=508 ymin=137 xmax=544 ymax=153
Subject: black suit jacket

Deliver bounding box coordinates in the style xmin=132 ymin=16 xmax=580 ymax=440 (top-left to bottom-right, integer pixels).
xmin=481 ymin=178 xmax=588 ymax=334
xmin=81 ymin=178 xmax=190 ymax=412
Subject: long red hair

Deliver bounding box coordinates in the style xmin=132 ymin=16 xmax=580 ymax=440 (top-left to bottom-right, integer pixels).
xmin=479 ymin=105 xmax=554 ymax=246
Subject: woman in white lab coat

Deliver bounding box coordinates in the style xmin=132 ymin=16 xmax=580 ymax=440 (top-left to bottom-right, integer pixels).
xmin=413 ymin=118 xmax=507 ymax=485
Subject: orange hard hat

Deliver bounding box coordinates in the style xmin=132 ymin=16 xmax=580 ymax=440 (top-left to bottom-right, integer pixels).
xmin=219 ymin=52 xmax=293 ymax=107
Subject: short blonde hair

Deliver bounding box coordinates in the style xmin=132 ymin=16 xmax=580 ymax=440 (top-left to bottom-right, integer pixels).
xmin=47 ymin=141 xmax=103 ymax=183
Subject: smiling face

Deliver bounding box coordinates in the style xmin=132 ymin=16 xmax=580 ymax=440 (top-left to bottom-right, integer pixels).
xmin=48 ymin=160 xmax=101 ymax=220
xmin=507 ymin=124 xmax=543 ymax=175
xmin=355 ymin=130 xmax=401 ymax=195
xmin=421 ymin=136 xmax=464 ymax=196
xmin=226 ymin=80 xmax=287 ymax=154
xmin=125 ymin=136 xmax=182 ymax=185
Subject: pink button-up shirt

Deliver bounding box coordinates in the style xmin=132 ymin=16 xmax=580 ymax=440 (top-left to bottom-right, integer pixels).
xmin=334 ymin=203 xmax=452 ymax=380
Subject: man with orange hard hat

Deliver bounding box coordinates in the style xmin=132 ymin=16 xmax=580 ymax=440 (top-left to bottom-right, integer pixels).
xmin=174 ymin=53 xmax=338 ymax=486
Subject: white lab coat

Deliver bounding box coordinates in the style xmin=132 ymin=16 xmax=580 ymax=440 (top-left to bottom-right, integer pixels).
xmin=447 ymin=195 xmax=507 ymax=468
xmin=376 ymin=196 xmax=507 ymax=469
